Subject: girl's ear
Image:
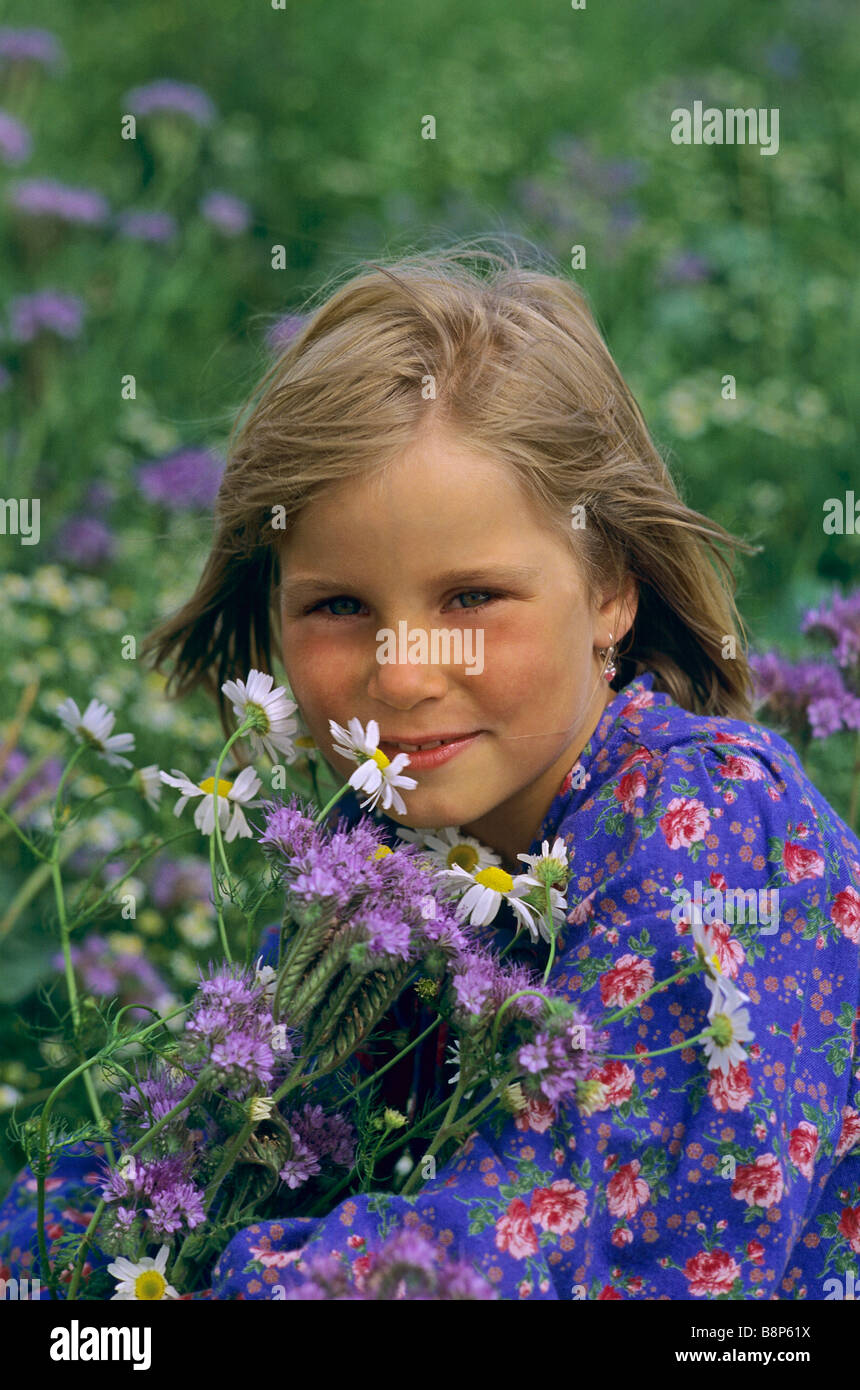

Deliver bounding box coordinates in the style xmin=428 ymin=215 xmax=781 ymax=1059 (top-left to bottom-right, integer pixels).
xmin=596 ymin=574 xmax=638 ymax=648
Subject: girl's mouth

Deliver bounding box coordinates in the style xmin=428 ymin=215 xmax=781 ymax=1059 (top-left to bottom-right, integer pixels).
xmin=377 ymin=732 xmax=483 ymax=769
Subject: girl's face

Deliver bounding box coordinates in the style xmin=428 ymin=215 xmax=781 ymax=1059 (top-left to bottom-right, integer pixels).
xmin=278 ymin=422 xmax=633 ymax=870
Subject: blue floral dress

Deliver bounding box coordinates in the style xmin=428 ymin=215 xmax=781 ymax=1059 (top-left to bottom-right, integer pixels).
xmin=4 ymin=672 xmax=860 ymax=1299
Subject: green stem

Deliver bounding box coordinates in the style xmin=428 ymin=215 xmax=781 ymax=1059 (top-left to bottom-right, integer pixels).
xmin=52 ymin=744 xmax=86 ymax=831
xmin=490 ymin=989 xmax=550 ymax=1056
xmin=542 ymin=881 xmax=557 ymax=984
xmin=0 ymin=800 xmax=48 ymax=860
xmin=602 ymin=1029 xmax=713 ymax=1061
xmin=314 ymin=782 xmax=350 ymax=825
xmin=601 ymin=962 xmax=702 ymax=1024
xmin=345 ymin=1014 xmax=443 ymax=1102
xmin=210 ymin=830 xmax=232 ymax=965
xmin=400 ymin=1074 xmax=469 ymax=1196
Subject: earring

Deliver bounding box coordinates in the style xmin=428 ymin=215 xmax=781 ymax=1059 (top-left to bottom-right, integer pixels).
xmin=598 ymin=632 xmax=617 ymax=683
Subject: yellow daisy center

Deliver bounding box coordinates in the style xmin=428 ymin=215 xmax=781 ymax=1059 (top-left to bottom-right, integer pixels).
xmin=475 ymin=866 xmax=514 ymax=893
xmin=371 ymin=845 xmax=393 ymax=861
xmin=198 ymin=777 xmax=233 ymax=797
xmin=295 ymin=735 xmax=316 ymax=749
xmin=134 ymin=1269 xmax=167 ymax=1300
xmin=370 ymin=748 xmax=390 ymax=770
xmin=447 ymin=844 xmax=479 ymax=873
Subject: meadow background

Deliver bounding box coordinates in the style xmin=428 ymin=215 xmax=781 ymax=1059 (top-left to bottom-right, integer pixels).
xmin=1 ymin=0 xmax=858 ymax=1195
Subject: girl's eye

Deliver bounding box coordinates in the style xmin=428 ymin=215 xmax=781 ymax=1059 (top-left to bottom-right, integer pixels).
xmin=451 ymin=590 xmax=498 ymax=611
xmin=308 ymin=596 xmax=364 ymax=617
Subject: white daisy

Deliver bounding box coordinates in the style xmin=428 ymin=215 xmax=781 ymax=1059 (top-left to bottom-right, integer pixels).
xmin=328 ymin=716 xmax=417 ymax=816
xmin=134 ymin=764 xmax=163 ymax=809
xmin=702 ymin=975 xmax=754 ymax=1075
xmin=396 ymin=825 xmax=502 ymax=875
xmin=107 ymin=1245 xmax=179 ymax=1300
xmin=508 ymin=877 xmax=568 ymax=945
xmin=690 ymin=916 xmax=730 ymax=984
xmin=438 ymin=863 xmax=517 ymax=928
xmin=56 ymin=696 xmax=135 ymax=769
xmin=159 ymin=765 xmax=262 ymax=841
xmin=516 ymin=836 xmax=571 ymax=887
xmin=221 ymin=669 xmax=299 ymax=763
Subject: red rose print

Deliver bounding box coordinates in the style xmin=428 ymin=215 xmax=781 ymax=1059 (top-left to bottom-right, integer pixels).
xmin=606 ymin=1160 xmax=650 ymax=1219
xmin=659 ymin=797 xmax=710 ymax=849
xmin=599 ymin=954 xmax=655 ymax=1009
xmin=730 ymin=1153 xmax=784 ymax=1208
xmin=596 ymin=1060 xmax=635 ymax=1107
xmin=782 ymin=841 xmax=825 ymax=884
xmin=618 ymin=747 xmax=653 ymax=773
xmin=621 ymin=692 xmax=654 ymax=713
xmin=830 ymin=886 xmax=860 ymax=944
xmin=707 ymin=921 xmax=745 ymax=978
xmin=721 ymin=754 xmax=764 ymax=781
xmin=684 ymin=1248 xmax=741 ymax=1296
xmin=567 ymin=889 xmax=597 ymax=926
xmin=837 ymin=1205 xmax=860 ymax=1253
xmin=597 ymin=1284 xmax=624 ymax=1299
xmin=614 ymin=769 xmax=646 ymax=813
xmin=610 ymin=1226 xmax=633 ymax=1247
xmin=514 ymin=1095 xmax=557 ymax=1134
xmin=709 ymin=871 xmax=727 ymax=892
xmin=788 ymin=1122 xmax=819 ymax=1179
xmin=745 ymin=1240 xmax=765 ymax=1265
xmin=707 ymin=1060 xmax=753 ymax=1113
xmin=495 ymin=1197 xmax=539 ymax=1259
xmin=529 ymin=1181 xmax=587 ymax=1235
xmin=836 ymin=1106 xmax=860 ymax=1159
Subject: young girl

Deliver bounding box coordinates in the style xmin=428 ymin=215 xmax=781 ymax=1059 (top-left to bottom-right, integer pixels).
xmin=5 ymin=249 xmax=860 ymax=1299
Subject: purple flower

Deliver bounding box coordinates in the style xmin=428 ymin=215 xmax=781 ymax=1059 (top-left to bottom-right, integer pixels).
xmin=199 ymin=191 xmax=251 ymax=236
xmin=146 ymin=1180 xmax=205 ymax=1237
xmin=124 ymin=80 xmax=216 ymax=127
xmin=279 ymin=1137 xmax=322 ymax=1190
xmin=266 ymin=314 xmax=306 ymax=352
xmin=150 ymin=855 xmax=212 ymax=910
xmin=282 ymin=1228 xmax=496 ymax=1300
xmin=0 ymin=111 xmax=31 ymax=165
xmin=7 ymin=290 xmax=85 ymax=342
xmin=749 ymin=651 xmax=859 ymax=740
xmin=137 ymin=447 xmax=224 ymax=509
xmin=258 ymin=798 xmax=322 ymax=860
xmin=9 ymin=178 xmax=109 ymax=225
xmin=518 ymin=1041 xmax=549 ymax=1073
xmin=451 ymin=954 xmax=496 ymax=1017
xmin=802 ymin=591 xmax=860 ymax=670
xmin=0 ymin=28 xmax=64 ymax=69
xmin=53 ymin=516 xmax=115 ymax=569
xmin=59 ymin=934 xmax=174 ymax=1019
xmin=120 ymin=1067 xmax=195 ymax=1127
xmin=290 ymin=864 xmax=347 ymax=902
xmin=0 ymin=749 xmax=62 ymax=813
xmin=116 ymin=209 xmax=178 ymax=243
xmin=361 ymin=905 xmax=412 ymax=961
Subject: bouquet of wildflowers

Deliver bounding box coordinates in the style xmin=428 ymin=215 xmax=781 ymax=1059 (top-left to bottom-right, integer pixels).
xmin=1 ymin=668 xmax=745 ymax=1300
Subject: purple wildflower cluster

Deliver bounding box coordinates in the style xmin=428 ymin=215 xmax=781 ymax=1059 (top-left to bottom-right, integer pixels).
xmin=53 ymin=516 xmax=115 ymax=569
xmin=199 ymin=191 xmax=251 ymax=236
xmin=0 ymin=110 xmax=31 ymax=165
xmin=517 ymin=1016 xmax=600 ymax=1106
xmin=802 ymin=591 xmax=860 ymax=670
xmin=149 ymin=855 xmax=213 ymax=911
xmin=8 ymin=178 xmax=109 ymax=225
xmin=7 ymin=290 xmax=85 ymax=342
xmin=282 ymin=1228 xmax=496 ymax=1300
xmin=749 ymin=652 xmax=860 ymax=740
xmin=115 ymin=209 xmax=177 ymax=243
xmin=57 ymin=934 xmax=174 ymax=1020
xmin=0 ymin=27 xmax=64 ymax=69
xmin=136 ymin=447 xmax=224 ymax=509
xmin=184 ymin=964 xmax=292 ymax=1100
xmin=0 ymin=748 xmax=62 ymax=817
xmin=124 ymin=80 xmax=216 ymax=127
xmin=102 ymin=1151 xmax=205 ymax=1243
xmin=279 ymin=1102 xmax=355 ymax=1189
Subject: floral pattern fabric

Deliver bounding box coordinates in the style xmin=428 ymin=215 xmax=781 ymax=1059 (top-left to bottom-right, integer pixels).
xmin=3 ymin=671 xmax=860 ymax=1299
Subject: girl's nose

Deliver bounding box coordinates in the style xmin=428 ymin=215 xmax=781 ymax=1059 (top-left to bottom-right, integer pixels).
xmin=365 ymin=620 xmax=452 ymax=705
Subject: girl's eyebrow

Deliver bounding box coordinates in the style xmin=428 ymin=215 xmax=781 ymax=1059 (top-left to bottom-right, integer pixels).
xmin=281 ymin=564 xmax=543 ymax=599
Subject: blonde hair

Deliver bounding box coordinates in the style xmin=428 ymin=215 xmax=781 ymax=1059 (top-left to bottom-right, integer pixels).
xmin=143 ymin=244 xmax=757 ymax=724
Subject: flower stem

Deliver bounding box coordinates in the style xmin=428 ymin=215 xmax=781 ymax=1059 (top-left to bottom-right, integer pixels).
xmin=314 ymin=782 xmax=350 ymax=825
xmin=602 ymin=1029 xmax=713 ymax=1061
xmin=542 ymin=881 xmax=557 ymax=984
xmin=490 ymin=989 xmax=550 ymax=1056
xmin=601 ymin=961 xmax=701 ymax=1024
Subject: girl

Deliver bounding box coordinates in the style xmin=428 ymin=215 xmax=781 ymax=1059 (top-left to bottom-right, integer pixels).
xmin=6 ymin=248 xmax=860 ymax=1299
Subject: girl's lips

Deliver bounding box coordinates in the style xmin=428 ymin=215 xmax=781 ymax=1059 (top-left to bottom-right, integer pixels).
xmin=378 ymin=732 xmax=483 ymax=769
